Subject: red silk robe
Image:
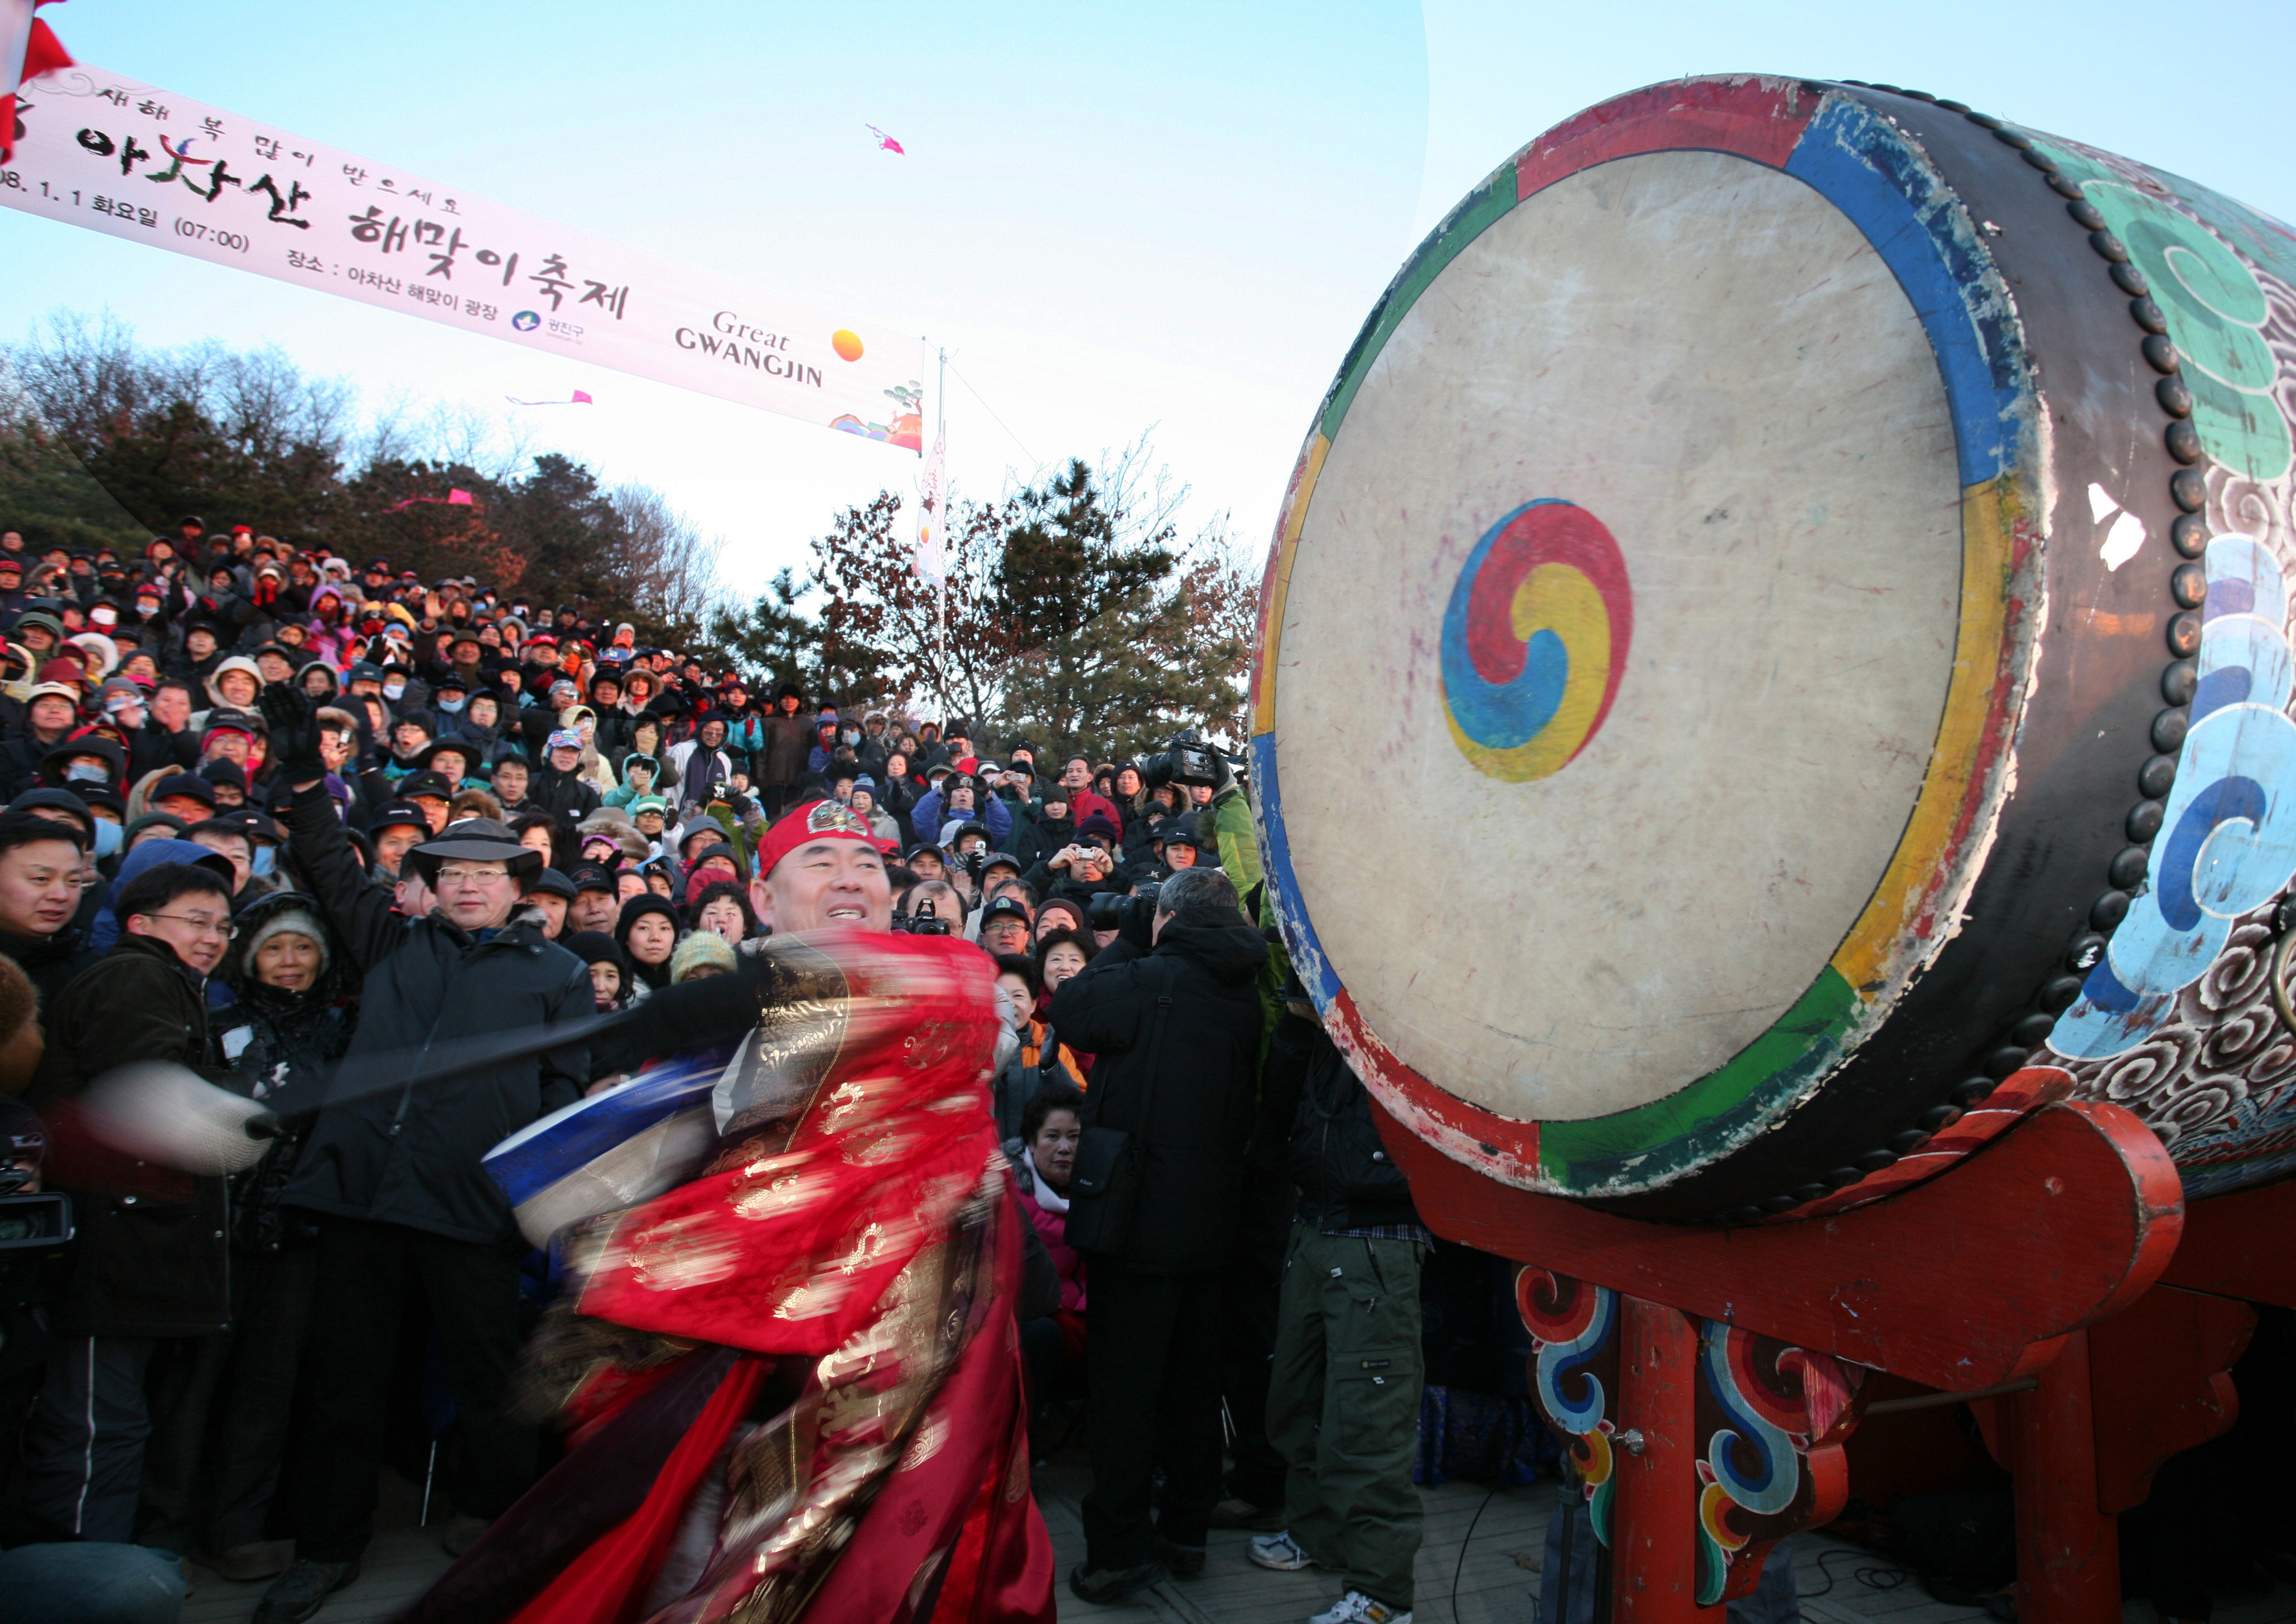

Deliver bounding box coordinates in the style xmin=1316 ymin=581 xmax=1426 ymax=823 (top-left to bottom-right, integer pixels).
xmin=409 ymin=930 xmax=1057 ymax=1624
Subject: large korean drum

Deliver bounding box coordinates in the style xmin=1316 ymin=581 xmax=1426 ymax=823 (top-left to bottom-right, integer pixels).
xmin=1254 ymin=75 xmax=2296 ymax=1221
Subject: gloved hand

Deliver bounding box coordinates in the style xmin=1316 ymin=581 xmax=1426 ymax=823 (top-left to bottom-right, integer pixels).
xmin=259 ymin=682 xmax=327 ymax=786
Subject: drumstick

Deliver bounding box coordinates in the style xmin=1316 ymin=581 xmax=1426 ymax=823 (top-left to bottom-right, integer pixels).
xmin=269 ymin=1005 xmax=641 ymax=1119
xmin=64 ymin=1006 xmax=648 ymax=1178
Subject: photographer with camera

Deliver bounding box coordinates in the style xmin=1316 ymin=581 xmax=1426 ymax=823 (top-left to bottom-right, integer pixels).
xmin=893 ymin=878 xmax=964 ymax=937
xmin=942 ymin=821 xmax=995 ymax=908
xmin=663 ymin=712 xmax=737 ymax=812
xmin=1022 ymin=815 xmax=1127 ymax=913
xmin=914 ymin=771 xmax=1011 ymax=850
xmin=1005 ymin=784 xmax=1074 ymax=872
xmin=1049 ymin=866 xmax=1268 ymax=1603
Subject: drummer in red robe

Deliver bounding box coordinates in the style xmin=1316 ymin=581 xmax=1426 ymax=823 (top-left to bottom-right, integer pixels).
xmin=408 ymin=799 xmax=1057 ymax=1624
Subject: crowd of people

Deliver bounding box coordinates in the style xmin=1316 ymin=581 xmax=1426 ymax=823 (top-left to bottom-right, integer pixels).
xmin=0 ymin=515 xmax=1435 ymax=1624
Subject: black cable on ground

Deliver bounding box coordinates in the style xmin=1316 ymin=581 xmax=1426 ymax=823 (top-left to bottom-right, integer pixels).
xmin=1796 ymin=1544 xmax=1911 ymax=1599
xmin=1451 ymin=1483 xmax=1504 ymax=1622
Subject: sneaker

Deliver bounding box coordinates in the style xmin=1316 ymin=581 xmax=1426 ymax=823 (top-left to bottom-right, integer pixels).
xmin=441 ymin=1514 xmax=492 ymax=1557
xmin=250 ymin=1558 xmax=361 ymax=1624
xmin=1155 ymin=1535 xmax=1207 ymax=1578
xmin=1310 ymin=1592 xmax=1414 ymax=1624
xmin=1209 ymin=1496 xmax=1287 ymax=1531
xmin=1069 ymin=1561 xmax=1169 ymax=1603
xmin=1248 ymin=1530 xmax=1320 ymax=1572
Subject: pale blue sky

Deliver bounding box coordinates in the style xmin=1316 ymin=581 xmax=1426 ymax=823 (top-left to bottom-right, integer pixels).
xmin=6 ymin=1 xmax=2294 ymax=591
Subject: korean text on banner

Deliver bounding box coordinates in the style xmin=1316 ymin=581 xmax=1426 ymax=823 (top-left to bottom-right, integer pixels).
xmin=0 ymin=64 xmax=927 ymax=452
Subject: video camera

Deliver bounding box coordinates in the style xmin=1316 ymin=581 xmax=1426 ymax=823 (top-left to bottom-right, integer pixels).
xmin=0 ymin=1132 xmax=71 ymax=1251
xmin=0 ymin=1191 xmax=72 ymax=1249
xmin=1141 ymin=729 xmax=1229 ymax=790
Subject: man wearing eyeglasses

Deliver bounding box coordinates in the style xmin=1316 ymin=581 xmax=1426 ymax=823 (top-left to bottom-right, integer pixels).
xmin=249 ymin=682 xmax=591 ymax=1624
xmin=15 ymin=858 xmax=237 ymax=1552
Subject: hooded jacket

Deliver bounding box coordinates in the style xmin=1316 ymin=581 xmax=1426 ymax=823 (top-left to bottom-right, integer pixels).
xmin=87 ymin=837 xmax=240 ymax=954
xmin=1046 ymin=916 xmax=1269 ymax=1274
xmin=211 ymin=890 xmax=354 ymax=1253
xmin=665 ymin=718 xmax=735 ymax=808
xmin=203 ymin=654 xmax=265 ymax=714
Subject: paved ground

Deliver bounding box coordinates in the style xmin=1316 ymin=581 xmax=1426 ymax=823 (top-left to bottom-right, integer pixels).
xmin=177 ymin=1456 xmax=2269 ymax=1624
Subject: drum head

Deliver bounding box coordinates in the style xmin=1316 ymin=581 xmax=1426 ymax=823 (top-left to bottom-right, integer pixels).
xmin=1255 ymin=82 xmax=2034 ymax=1201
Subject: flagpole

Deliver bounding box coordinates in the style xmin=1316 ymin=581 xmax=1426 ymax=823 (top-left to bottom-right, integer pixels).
xmin=935 ymin=345 xmax=947 ymax=718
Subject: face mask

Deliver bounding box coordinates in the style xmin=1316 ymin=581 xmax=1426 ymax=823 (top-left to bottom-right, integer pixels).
xmin=437 ymin=697 xmax=465 ymax=713
xmin=252 ymin=845 xmax=277 ymax=877
xmin=842 ymin=729 xmax=860 ymax=745
xmin=64 ymin=762 xmax=107 ymax=784
xmin=384 ymin=680 xmax=406 ymax=700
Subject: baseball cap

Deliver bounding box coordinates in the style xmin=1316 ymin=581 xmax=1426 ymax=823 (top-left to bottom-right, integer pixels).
xmin=568 ymin=863 xmax=617 ymax=896
xmin=150 ymin=772 xmax=217 ymax=809
xmin=980 ymin=894 xmax=1030 ymax=926
xmin=368 ymin=800 xmax=430 ymax=836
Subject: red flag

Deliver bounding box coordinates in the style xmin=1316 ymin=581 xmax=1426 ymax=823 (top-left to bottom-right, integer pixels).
xmin=2 ymin=0 xmax=76 ymax=165
xmin=865 ymin=122 xmax=905 ymax=155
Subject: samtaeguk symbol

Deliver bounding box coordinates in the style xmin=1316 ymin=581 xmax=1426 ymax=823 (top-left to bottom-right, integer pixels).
xmin=1439 ymin=499 xmax=1633 ymax=782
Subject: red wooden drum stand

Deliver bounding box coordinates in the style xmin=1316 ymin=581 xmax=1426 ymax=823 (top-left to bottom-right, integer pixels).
xmin=1380 ymin=1098 xmax=2274 ymax=1624
xmin=1247 ymin=66 xmax=2296 ymax=1624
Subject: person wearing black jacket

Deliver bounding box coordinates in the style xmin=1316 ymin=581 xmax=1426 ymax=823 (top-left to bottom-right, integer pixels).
xmin=200 ymin=891 xmax=354 ymax=1579
xmin=528 ymin=729 xmax=602 ymax=827
xmin=15 ymin=861 xmax=235 ymax=1549
xmin=251 ymin=682 xmax=589 ymax=1624
xmin=1047 ymin=866 xmax=1268 ymax=1602
xmin=1245 ymin=1009 xmax=1428 ymax=1624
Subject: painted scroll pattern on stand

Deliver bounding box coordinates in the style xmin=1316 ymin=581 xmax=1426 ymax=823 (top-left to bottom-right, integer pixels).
xmin=1515 ymin=1267 xmax=1862 ymax=1597
xmin=2034 ymin=137 xmax=2296 ymax=1195
xmin=1690 ymin=1323 xmax=1861 ymax=1603
xmin=1518 ymin=1268 xmax=1622 ymax=1543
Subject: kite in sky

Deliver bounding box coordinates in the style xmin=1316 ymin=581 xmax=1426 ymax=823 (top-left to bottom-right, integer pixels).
xmin=381 ymin=489 xmax=474 ymax=514
xmin=866 ymin=123 xmax=905 ymax=155
xmin=1 ymin=0 xmax=75 ymax=165
xmin=505 ymin=390 xmax=593 ymax=406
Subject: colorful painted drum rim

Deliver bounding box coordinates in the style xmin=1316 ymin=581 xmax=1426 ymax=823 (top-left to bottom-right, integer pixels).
xmin=1253 ymin=79 xmax=2045 ymax=1202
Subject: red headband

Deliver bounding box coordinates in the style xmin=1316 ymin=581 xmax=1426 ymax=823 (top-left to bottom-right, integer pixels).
xmin=753 ymin=799 xmax=881 ymax=880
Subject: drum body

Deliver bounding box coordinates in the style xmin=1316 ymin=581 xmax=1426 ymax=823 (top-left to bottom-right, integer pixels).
xmin=1253 ymin=75 xmax=2296 ymax=1220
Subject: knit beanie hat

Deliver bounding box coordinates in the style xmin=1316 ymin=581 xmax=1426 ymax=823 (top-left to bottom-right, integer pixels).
xmin=562 ymin=930 xmax=626 ymax=972
xmin=239 ymin=905 xmax=331 ymax=978
xmin=670 ymin=929 xmax=739 ymax=983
